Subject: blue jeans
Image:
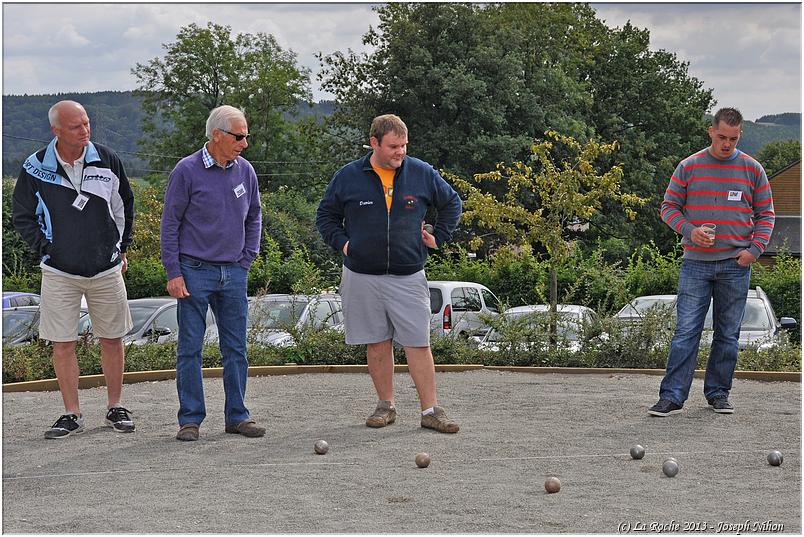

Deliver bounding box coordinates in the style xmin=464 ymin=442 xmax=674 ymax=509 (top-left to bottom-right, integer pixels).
xmin=176 ymin=256 xmax=250 ymax=427
xmin=659 ymin=258 xmax=751 ymax=405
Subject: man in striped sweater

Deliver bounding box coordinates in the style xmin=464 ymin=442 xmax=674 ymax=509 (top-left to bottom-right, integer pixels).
xmin=649 ymin=108 xmax=775 ymax=417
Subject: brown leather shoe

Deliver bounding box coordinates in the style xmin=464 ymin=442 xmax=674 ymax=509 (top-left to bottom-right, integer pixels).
xmin=421 ymin=406 xmax=459 ymax=433
xmin=176 ymin=423 xmax=199 ymax=441
xmin=225 ymin=419 xmax=265 ymax=437
xmin=366 ymin=400 xmax=396 ymax=428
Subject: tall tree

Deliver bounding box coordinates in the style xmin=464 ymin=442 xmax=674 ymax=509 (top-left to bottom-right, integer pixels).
xmin=132 ymin=22 xmax=314 ymax=189
xmin=318 ymin=3 xmax=714 ymax=254
xmin=757 ymin=140 xmax=801 ymax=176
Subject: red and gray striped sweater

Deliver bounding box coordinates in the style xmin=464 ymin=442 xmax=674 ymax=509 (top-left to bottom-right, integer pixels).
xmin=661 ymin=148 xmax=775 ymax=261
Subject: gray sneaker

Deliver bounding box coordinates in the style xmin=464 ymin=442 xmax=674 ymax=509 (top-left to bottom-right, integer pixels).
xmin=421 ymin=406 xmax=459 ymax=433
xmin=45 ymin=413 xmax=85 ymax=439
xmin=366 ymin=400 xmax=396 ymax=428
xmin=708 ymin=396 xmax=734 ymax=414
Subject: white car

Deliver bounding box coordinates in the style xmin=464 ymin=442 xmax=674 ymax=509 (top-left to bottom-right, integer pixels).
xmin=124 ymin=298 xmax=216 ymax=345
xmin=614 ymin=287 xmax=797 ymax=350
xmin=479 ymin=304 xmax=601 ymax=352
xmin=428 ymin=281 xmax=501 ymax=339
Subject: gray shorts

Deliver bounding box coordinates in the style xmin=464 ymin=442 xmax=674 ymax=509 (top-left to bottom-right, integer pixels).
xmin=340 ymin=266 xmax=431 ymax=347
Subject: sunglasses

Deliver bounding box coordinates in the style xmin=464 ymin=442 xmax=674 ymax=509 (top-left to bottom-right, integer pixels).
xmin=221 ymin=129 xmax=251 ymax=142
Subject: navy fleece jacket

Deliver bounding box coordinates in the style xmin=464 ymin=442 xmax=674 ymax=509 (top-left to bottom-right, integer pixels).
xmin=316 ymin=153 xmax=461 ymax=275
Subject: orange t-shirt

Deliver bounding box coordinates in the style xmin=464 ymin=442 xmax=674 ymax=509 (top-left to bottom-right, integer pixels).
xmin=373 ymin=165 xmax=395 ymax=212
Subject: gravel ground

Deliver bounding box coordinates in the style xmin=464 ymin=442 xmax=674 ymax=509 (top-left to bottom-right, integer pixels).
xmin=2 ymin=369 xmax=800 ymax=534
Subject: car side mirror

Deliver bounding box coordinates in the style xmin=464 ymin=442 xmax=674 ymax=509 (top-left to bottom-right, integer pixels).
xmin=780 ymin=317 xmax=798 ymax=329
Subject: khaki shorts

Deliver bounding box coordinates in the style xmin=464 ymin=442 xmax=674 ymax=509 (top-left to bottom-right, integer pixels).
xmin=39 ymin=269 xmax=133 ymax=342
xmin=340 ymin=266 xmax=431 ymax=347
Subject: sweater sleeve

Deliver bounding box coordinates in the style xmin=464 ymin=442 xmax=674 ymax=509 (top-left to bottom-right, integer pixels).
xmin=316 ymin=173 xmax=349 ymax=253
xmin=430 ymin=167 xmax=462 ymax=247
xmin=660 ymin=161 xmax=695 ymax=241
xmin=747 ymin=167 xmax=775 ymax=258
xmin=160 ymin=164 xmax=191 ymax=280
xmin=239 ymin=164 xmax=262 ymax=270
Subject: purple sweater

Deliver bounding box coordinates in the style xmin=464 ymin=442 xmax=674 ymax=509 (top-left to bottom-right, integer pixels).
xmin=160 ymin=149 xmax=262 ymax=280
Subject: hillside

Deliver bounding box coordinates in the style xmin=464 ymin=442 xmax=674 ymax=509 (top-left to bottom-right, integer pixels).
xmin=2 ymin=92 xmax=800 ymax=177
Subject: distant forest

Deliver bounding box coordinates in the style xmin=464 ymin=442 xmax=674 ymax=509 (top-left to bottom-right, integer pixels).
xmin=1 ymin=91 xmax=335 ymax=178
xmin=2 ymin=90 xmax=799 ymax=178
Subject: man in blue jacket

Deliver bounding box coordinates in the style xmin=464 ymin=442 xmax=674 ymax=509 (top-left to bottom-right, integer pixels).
xmin=317 ymin=114 xmax=462 ymax=433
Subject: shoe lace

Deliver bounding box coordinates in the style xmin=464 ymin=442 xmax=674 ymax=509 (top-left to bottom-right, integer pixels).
xmin=52 ymin=414 xmax=78 ymax=428
xmin=108 ymin=407 xmax=132 ymax=421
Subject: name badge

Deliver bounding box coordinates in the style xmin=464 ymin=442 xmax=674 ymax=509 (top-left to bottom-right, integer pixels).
xmin=72 ymin=193 xmax=90 ymax=211
xmin=728 ymin=190 xmax=742 ymax=202
xmin=234 ymin=183 xmax=246 ymax=198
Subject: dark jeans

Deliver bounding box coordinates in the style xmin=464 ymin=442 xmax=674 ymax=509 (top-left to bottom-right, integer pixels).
xmin=176 ymin=256 xmax=250 ymax=426
xmin=659 ymin=258 xmax=751 ymax=405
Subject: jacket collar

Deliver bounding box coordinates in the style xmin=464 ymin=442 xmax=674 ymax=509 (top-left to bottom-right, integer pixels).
xmin=42 ymin=137 xmax=101 ymax=172
xmin=360 ymin=152 xmax=406 ymax=173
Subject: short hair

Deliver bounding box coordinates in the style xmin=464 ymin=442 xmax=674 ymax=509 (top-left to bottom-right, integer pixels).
xmin=48 ymin=100 xmax=84 ymax=127
xmin=206 ymin=105 xmax=247 ymax=139
xmin=370 ymin=114 xmax=408 ymax=144
xmin=713 ymin=108 xmax=743 ymax=128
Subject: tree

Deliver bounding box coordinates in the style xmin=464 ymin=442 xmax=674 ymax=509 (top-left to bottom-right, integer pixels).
xmin=757 ymin=140 xmax=801 ymax=176
xmin=132 ymin=22 xmax=315 ymax=189
xmin=318 ymin=3 xmax=713 ymax=255
xmin=450 ymin=131 xmax=647 ymax=344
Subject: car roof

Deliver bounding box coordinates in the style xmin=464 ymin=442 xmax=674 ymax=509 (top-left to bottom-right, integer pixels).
xmin=504 ymin=304 xmax=592 ymax=314
xmin=127 ymin=297 xmax=176 ymax=306
xmin=2 ymin=292 xmax=37 ymax=298
xmin=429 ymin=281 xmax=489 ymax=288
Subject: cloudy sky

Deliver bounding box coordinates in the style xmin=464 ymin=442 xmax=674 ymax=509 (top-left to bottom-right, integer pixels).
xmin=2 ymin=2 xmax=800 ymax=120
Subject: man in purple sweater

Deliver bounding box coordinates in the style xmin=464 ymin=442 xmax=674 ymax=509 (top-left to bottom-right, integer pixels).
xmin=160 ymin=105 xmax=264 ymax=441
xmin=649 ymin=108 xmax=775 ymax=417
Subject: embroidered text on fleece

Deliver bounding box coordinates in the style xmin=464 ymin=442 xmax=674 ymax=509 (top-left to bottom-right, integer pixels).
xmin=12 ymin=139 xmax=134 ymax=277
xmin=661 ymin=148 xmax=775 ymax=261
xmin=316 ymin=153 xmax=462 ymax=275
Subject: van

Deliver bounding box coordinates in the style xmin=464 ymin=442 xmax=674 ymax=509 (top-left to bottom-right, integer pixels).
xmin=428 ymin=281 xmax=501 ymax=339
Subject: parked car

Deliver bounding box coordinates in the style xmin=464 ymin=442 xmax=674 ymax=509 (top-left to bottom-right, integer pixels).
xmin=479 ymin=304 xmax=601 ymax=352
xmin=2 ymin=292 xmax=41 ymax=309
xmin=614 ymin=287 xmax=797 ymax=349
xmin=206 ymin=293 xmax=343 ymax=347
xmin=428 ymin=281 xmax=501 ymax=339
xmin=124 ymin=297 xmax=216 ymax=345
xmin=2 ymin=306 xmax=92 ymax=346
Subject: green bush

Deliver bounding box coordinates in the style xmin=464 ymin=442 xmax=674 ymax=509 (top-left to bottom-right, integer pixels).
xmin=751 ymin=252 xmax=801 ymax=344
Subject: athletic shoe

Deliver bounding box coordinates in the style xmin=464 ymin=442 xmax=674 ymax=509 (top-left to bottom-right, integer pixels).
xmin=44 ymin=413 xmax=85 ymax=439
xmin=421 ymin=406 xmax=460 ymax=433
xmin=105 ymin=407 xmax=135 ymax=432
xmin=707 ymin=396 xmax=734 ymax=414
xmin=366 ymin=400 xmax=396 ymax=428
xmin=648 ymin=399 xmax=683 ymax=417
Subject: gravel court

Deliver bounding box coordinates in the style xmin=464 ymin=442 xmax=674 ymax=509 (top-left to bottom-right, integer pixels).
xmin=2 ymin=369 xmax=800 ymax=533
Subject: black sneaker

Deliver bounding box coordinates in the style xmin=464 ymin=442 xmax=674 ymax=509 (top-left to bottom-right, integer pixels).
xmin=105 ymin=407 xmax=135 ymax=432
xmin=648 ymin=399 xmax=683 ymax=417
xmin=707 ymin=396 xmax=734 ymax=414
xmin=44 ymin=414 xmax=85 ymax=439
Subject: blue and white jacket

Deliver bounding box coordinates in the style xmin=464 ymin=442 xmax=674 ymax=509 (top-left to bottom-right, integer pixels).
xmin=12 ymin=139 xmax=134 ymax=277
xmin=316 ymin=153 xmax=462 ymax=275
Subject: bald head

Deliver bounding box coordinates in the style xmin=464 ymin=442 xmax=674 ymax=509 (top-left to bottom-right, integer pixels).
xmin=48 ymin=100 xmax=86 ymax=128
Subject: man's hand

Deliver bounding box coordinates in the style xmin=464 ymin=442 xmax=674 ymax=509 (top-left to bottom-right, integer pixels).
xmin=736 ymin=250 xmax=757 ymax=267
xmin=342 ymin=241 xmax=349 ymax=256
xmin=691 ymin=226 xmax=715 ymax=247
xmin=167 ymin=276 xmax=191 ymax=298
xmin=120 ymin=253 xmax=128 ymax=273
xmin=422 ymin=223 xmax=437 ymax=249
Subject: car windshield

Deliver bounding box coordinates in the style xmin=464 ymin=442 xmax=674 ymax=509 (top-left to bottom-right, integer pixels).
xmin=127 ymin=305 xmax=163 ymax=335
xmin=703 ymin=298 xmax=771 ymax=331
xmin=486 ymin=311 xmax=582 ymax=342
xmin=617 ymin=298 xmax=675 ymax=317
xmin=249 ymin=298 xmax=308 ymax=329
xmin=2 ymin=310 xmax=37 ymax=341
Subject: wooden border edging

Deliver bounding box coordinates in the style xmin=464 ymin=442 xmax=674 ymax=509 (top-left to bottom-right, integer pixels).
xmin=2 ymin=364 xmax=796 ymax=393
xmin=484 ymin=366 xmax=801 ymax=383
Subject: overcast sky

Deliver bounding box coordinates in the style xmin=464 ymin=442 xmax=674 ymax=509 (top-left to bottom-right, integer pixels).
xmin=2 ymin=2 xmax=800 ymax=120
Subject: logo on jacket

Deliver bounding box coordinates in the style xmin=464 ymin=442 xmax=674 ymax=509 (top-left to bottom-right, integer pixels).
xmin=404 ymin=196 xmax=416 ymax=209
xmin=359 ymin=201 xmax=374 ymax=206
